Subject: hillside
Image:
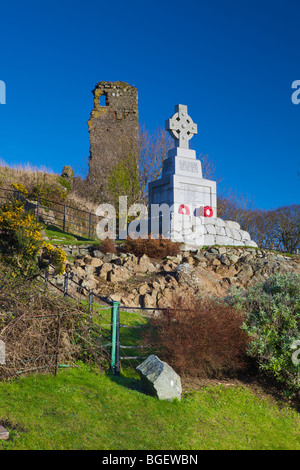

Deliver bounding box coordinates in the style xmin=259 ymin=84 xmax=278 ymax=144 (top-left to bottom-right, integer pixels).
xmin=46 ymin=240 xmax=300 ymax=309
xmin=0 ymin=194 xmax=299 ymax=450
xmin=0 ymin=364 xmax=299 ymax=450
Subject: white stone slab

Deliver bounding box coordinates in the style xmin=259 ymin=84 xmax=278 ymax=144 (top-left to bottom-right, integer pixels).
xmin=215 ymin=235 xmax=233 ymax=245
xmin=225 ymin=227 xmax=242 ymax=241
xmin=226 ymin=221 xmax=241 ymax=230
xmin=167 ymin=147 xmax=197 ymax=159
xmin=0 ymin=340 xmax=5 ymax=365
xmin=240 ymin=230 xmax=251 ymax=241
xmin=203 ymin=234 xmax=216 ymax=245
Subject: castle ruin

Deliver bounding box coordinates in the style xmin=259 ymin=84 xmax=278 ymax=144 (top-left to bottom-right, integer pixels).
xmin=88 ymin=81 xmax=139 ymax=202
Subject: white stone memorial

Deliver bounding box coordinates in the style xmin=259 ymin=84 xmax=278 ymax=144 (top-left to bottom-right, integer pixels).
xmin=148 ymin=104 xmax=258 ymax=248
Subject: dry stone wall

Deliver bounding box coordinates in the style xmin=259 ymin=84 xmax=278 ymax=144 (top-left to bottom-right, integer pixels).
xmin=170 ymin=214 xmax=258 ymax=248
xmin=50 ymin=244 xmax=300 ymax=309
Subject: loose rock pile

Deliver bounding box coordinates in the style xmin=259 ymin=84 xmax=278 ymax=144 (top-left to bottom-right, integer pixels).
xmin=50 ymin=244 xmax=300 ymax=308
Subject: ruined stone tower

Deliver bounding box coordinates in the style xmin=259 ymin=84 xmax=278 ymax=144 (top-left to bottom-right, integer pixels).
xmin=88 ymin=81 xmax=139 ymax=202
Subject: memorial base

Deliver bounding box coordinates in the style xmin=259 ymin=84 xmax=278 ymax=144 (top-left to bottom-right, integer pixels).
xmin=148 ymin=212 xmax=258 ymax=248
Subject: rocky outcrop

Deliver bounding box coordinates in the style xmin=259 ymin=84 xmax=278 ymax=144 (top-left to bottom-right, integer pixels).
xmin=50 ymin=244 xmax=300 ymax=309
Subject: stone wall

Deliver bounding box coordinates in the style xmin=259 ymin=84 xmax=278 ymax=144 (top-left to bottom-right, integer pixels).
xmin=170 ymin=213 xmax=258 ymax=248
xmin=50 ymin=244 xmax=300 ymax=309
xmin=88 ymin=81 xmax=139 ymax=202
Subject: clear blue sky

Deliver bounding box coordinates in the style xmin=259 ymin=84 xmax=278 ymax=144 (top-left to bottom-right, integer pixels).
xmin=0 ymin=0 xmax=299 ymax=210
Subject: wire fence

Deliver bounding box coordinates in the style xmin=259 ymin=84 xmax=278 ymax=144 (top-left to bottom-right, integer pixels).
xmin=41 ymin=267 xmax=168 ymax=375
xmin=0 ymin=187 xmax=167 ymax=378
xmin=0 ymin=187 xmax=101 ymax=240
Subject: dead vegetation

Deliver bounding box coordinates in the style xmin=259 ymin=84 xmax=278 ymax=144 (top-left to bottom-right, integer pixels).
xmin=0 ymin=261 xmax=108 ymax=379
xmin=142 ymin=293 xmax=251 ymax=379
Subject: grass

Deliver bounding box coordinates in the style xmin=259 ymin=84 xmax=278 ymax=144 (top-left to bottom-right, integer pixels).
xmin=43 ymin=224 xmax=99 ymax=246
xmin=0 ymin=364 xmax=299 ymax=450
xmin=81 ymin=299 xmax=151 ymax=365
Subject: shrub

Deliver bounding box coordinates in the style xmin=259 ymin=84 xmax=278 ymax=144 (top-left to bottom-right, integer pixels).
xmin=40 ymin=243 xmax=66 ymax=275
xmin=124 ymin=236 xmax=181 ymax=259
xmin=11 ymin=182 xmax=28 ymax=197
xmin=57 ymin=176 xmax=71 ymax=194
xmin=31 ymin=181 xmax=68 ymax=204
xmin=0 ymin=199 xmax=66 ymax=275
xmin=143 ymin=294 xmax=250 ymax=378
xmin=0 ymin=261 xmax=106 ymax=379
xmin=230 ymin=273 xmax=300 ymax=396
xmin=0 ymin=199 xmax=44 ymax=274
xmin=95 ymin=238 xmax=118 ymax=254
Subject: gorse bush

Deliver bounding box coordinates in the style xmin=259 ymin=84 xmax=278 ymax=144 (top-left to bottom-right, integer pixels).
xmin=0 ymin=199 xmax=44 ymax=274
xmin=31 ymin=181 xmax=68 ymax=204
xmin=230 ymin=273 xmax=300 ymax=396
xmin=0 ymin=199 xmax=66 ymax=275
xmin=40 ymin=243 xmax=66 ymax=275
xmin=11 ymin=182 xmax=28 ymax=197
xmin=143 ymin=294 xmax=250 ymax=378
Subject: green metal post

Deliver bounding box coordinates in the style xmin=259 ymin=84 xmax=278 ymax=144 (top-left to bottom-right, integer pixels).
xmin=110 ymin=301 xmax=119 ymax=374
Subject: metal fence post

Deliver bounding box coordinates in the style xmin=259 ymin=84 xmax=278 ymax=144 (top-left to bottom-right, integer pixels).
xmin=64 ymin=271 xmax=68 ymax=297
xmin=88 ymin=212 xmax=92 ymax=239
xmin=115 ymin=302 xmax=120 ymax=376
xmin=63 ymin=204 xmax=66 ymax=232
xmin=110 ymin=301 xmax=120 ymax=374
xmin=36 ymin=196 xmax=40 ymax=220
xmin=89 ymin=289 xmax=93 ymax=322
xmin=45 ymin=267 xmax=49 ymax=290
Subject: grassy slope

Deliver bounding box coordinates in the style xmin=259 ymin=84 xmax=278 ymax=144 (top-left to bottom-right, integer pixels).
xmin=0 ymin=364 xmax=299 ymax=450
xmin=0 ymin=166 xmax=299 ymax=450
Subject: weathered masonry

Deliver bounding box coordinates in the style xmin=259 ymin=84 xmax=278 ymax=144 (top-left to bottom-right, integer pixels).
xmin=88 ymin=81 xmax=139 ymax=202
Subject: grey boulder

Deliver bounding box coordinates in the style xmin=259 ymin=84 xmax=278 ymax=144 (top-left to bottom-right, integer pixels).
xmin=136 ymin=354 xmax=182 ymax=401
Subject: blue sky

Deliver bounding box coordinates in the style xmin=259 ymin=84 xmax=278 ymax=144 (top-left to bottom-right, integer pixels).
xmin=0 ymin=0 xmax=299 ymax=210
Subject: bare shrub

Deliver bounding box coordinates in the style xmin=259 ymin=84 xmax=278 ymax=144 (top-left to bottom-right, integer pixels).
xmin=97 ymin=238 xmax=118 ymax=254
xmin=0 ymin=262 xmax=108 ymax=379
xmin=123 ymin=236 xmax=181 ymax=259
xmin=143 ymin=294 xmax=250 ymax=378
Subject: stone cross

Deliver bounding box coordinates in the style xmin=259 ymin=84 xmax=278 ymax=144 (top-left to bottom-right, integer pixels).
xmin=165 ymin=104 xmax=197 ymax=149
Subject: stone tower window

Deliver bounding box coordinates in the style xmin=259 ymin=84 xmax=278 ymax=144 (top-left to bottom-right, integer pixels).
xmin=99 ymin=93 xmax=107 ymax=107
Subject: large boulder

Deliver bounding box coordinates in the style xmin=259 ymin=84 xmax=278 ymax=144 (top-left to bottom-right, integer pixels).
xmin=136 ymin=354 xmax=182 ymax=401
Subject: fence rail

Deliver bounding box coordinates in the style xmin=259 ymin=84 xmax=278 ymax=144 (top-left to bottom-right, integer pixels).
xmin=0 ymin=187 xmax=168 ymax=377
xmin=0 ymin=187 xmax=101 ymax=240
xmin=42 ymin=267 xmax=167 ymax=375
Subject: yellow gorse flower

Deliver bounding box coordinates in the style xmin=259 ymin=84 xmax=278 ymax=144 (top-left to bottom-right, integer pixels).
xmin=11 ymin=183 xmax=29 ymax=196
xmin=0 ymin=200 xmax=66 ymax=274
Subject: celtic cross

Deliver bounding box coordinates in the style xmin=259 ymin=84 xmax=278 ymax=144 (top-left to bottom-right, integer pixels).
xmin=165 ymin=104 xmax=197 ymax=149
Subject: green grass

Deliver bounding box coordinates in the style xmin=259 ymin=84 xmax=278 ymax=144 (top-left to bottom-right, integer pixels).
xmin=43 ymin=224 xmax=99 ymax=245
xmin=83 ymin=300 xmax=152 ymax=365
xmin=0 ymin=364 xmax=299 ymax=450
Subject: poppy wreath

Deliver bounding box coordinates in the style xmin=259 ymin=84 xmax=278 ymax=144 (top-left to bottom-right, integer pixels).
xmin=204 ymin=206 xmax=213 ymax=217
xmin=178 ymin=204 xmax=190 ymax=215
